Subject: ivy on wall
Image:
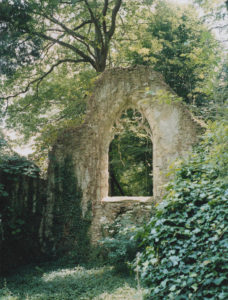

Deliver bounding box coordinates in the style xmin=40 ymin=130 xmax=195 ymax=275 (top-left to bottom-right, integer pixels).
xmin=51 ymin=156 xmax=91 ymax=261
xmin=134 ymin=122 xmax=228 ymax=299
xmin=0 ymin=149 xmax=46 ymax=275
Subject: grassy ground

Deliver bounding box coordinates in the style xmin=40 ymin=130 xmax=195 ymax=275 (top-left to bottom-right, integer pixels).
xmin=0 ymin=261 xmax=145 ymax=300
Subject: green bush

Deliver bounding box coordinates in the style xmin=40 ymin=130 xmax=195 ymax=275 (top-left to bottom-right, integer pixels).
xmin=0 ymin=140 xmax=45 ymax=274
xmin=100 ymin=212 xmax=141 ymax=273
xmin=135 ymin=122 xmax=228 ymax=299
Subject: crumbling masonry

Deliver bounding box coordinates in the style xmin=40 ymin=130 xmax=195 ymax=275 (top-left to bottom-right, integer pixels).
xmin=42 ymin=66 xmax=204 ymax=252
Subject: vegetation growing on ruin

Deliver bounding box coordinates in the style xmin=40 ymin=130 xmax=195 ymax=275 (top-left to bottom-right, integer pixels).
xmin=134 ymin=122 xmax=228 ymax=299
xmin=0 ymin=136 xmax=45 ymax=273
xmin=0 ymin=0 xmax=227 ymax=299
xmin=109 ymin=109 xmax=153 ymax=197
xmin=51 ymin=156 xmax=91 ymax=260
xmin=99 ymin=122 xmax=228 ymax=300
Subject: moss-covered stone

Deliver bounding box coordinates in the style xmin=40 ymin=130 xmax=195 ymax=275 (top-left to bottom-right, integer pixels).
xmin=50 ymin=156 xmax=91 ymax=261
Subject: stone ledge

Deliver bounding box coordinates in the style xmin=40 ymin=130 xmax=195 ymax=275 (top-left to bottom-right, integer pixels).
xmin=101 ymin=196 xmax=153 ymax=203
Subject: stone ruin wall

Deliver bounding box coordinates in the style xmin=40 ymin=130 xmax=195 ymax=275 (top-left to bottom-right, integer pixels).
xmin=43 ymin=66 xmax=204 ymax=251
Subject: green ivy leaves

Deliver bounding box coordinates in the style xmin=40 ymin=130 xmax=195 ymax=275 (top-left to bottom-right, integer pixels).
xmin=135 ymin=122 xmax=228 ymax=299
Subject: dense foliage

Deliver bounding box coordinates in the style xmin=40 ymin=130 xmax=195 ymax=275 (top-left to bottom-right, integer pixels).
xmin=125 ymin=0 xmax=220 ymax=108
xmin=5 ymin=67 xmax=96 ymax=172
xmin=134 ymin=122 xmax=228 ymax=299
xmin=109 ymin=109 xmax=152 ymax=196
xmin=0 ymin=0 xmax=123 ymax=77
xmin=0 ymin=139 xmax=45 ymax=274
xmin=0 ymin=262 xmax=145 ymax=299
xmin=100 ymin=212 xmax=141 ymax=273
xmin=0 ymin=0 xmax=43 ymax=77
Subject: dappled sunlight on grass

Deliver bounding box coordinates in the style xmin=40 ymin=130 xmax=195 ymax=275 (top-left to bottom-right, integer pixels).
xmin=42 ymin=265 xmax=108 ymax=282
xmin=0 ymin=262 xmax=145 ymax=300
xmin=94 ymin=284 xmax=145 ymax=300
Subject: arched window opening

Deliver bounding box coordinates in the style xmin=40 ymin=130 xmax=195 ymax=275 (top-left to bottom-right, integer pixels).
xmin=109 ymin=109 xmax=153 ymax=196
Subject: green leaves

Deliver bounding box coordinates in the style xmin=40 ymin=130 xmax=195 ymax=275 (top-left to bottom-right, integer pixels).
xmin=0 ymin=154 xmax=39 ymax=177
xmin=135 ymin=122 xmax=228 ymax=299
xmin=0 ymin=0 xmax=43 ymax=76
xmin=109 ymin=109 xmax=153 ymax=196
xmin=125 ymin=0 xmax=220 ymax=107
xmin=100 ymin=211 xmax=143 ymax=273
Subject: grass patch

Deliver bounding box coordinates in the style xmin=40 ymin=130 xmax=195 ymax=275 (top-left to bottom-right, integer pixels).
xmin=0 ymin=261 xmax=145 ymax=300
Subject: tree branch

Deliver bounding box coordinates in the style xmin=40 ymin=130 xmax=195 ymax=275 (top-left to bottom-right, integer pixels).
xmin=74 ymin=19 xmax=93 ymax=31
xmin=41 ymin=33 xmax=66 ymax=60
xmin=108 ymin=0 xmax=122 ymax=38
xmin=102 ymin=0 xmax=109 ymax=33
xmin=83 ymin=0 xmax=104 ymax=46
xmin=102 ymin=0 xmax=109 ymax=16
xmin=41 ymin=14 xmax=91 ymax=42
xmin=74 ymin=36 xmax=96 ymax=59
xmin=83 ymin=0 xmax=98 ymax=25
xmin=40 ymin=14 xmax=98 ymax=55
xmin=209 ymin=23 xmax=228 ymax=30
xmin=46 ymin=28 xmax=65 ymax=32
xmin=1 ymin=59 xmax=85 ymax=102
xmin=36 ymin=32 xmax=96 ymax=68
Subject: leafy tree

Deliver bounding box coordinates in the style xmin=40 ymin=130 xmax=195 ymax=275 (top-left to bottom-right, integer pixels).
xmin=0 ymin=0 xmax=155 ymax=101
xmin=194 ymin=0 xmax=228 ymax=13
xmin=2 ymin=65 xmax=97 ymax=171
xmin=124 ymin=0 xmax=220 ymax=106
xmin=0 ymin=0 xmax=122 ymax=74
xmin=201 ymin=56 xmax=228 ymax=121
xmin=6 ymin=66 xmax=95 ymax=139
xmin=0 ymin=0 xmax=125 ymax=105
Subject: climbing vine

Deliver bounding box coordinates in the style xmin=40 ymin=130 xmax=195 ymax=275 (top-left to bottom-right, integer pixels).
xmin=0 ymin=145 xmax=45 ymax=274
xmin=134 ymin=122 xmax=228 ymax=299
xmin=51 ymin=156 xmax=91 ymax=261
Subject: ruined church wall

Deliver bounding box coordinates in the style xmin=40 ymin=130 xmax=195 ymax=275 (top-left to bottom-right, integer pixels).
xmin=44 ymin=66 xmax=204 ymax=251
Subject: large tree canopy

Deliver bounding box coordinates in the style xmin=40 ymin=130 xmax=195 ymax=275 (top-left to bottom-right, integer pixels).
xmin=0 ymin=0 xmax=122 ymax=74
xmin=124 ymin=1 xmax=220 ymax=106
xmin=0 ymin=0 xmax=225 ymax=171
xmin=0 ymin=0 xmax=127 ymax=104
xmin=0 ymin=0 xmax=157 ymax=102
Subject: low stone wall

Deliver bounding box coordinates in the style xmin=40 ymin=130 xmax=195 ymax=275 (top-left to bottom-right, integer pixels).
xmin=100 ymin=197 xmax=153 ymax=238
xmin=101 ymin=197 xmax=153 ymax=225
xmin=0 ymin=164 xmax=46 ymax=275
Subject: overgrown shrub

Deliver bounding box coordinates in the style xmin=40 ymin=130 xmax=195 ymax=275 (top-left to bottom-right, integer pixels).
xmin=100 ymin=212 xmax=142 ymax=273
xmin=0 ymin=141 xmax=46 ymax=274
xmin=135 ymin=122 xmax=228 ymax=299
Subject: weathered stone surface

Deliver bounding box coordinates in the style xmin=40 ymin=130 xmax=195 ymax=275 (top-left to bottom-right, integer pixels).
xmin=101 ymin=197 xmax=153 ymax=232
xmin=45 ymin=66 xmax=204 ymax=247
xmin=102 ymin=196 xmax=152 ymax=203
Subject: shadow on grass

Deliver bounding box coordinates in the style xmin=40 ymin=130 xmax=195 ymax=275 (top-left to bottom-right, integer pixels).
xmin=0 ymin=261 xmax=139 ymax=299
